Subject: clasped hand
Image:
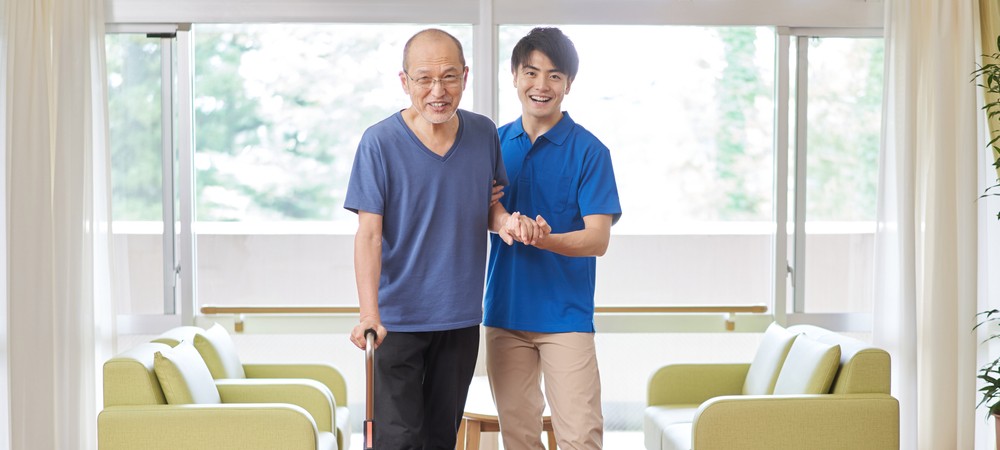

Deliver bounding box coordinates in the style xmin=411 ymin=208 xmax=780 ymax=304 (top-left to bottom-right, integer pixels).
xmin=499 ymin=212 xmax=551 ymax=246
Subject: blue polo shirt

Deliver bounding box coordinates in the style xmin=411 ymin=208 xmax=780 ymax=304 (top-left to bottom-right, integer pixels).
xmin=344 ymin=109 xmax=508 ymax=332
xmin=484 ymin=112 xmax=621 ymax=333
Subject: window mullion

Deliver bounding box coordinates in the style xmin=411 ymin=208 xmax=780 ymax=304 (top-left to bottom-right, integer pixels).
xmin=773 ymin=27 xmax=791 ymax=324
xmin=176 ymin=27 xmax=197 ymax=326
xmin=158 ymin=36 xmax=177 ymax=315
xmin=792 ymin=35 xmax=809 ymax=314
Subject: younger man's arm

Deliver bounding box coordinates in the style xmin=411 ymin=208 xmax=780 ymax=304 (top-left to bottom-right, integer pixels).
xmin=532 ymin=214 xmax=612 ymax=257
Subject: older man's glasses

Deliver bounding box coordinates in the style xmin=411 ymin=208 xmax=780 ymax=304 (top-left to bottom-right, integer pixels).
xmin=404 ymin=71 xmax=463 ymax=90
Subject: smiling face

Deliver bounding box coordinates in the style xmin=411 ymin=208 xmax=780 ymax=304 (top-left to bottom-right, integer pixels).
xmin=400 ymin=33 xmax=468 ymax=126
xmin=513 ymin=50 xmax=573 ymax=127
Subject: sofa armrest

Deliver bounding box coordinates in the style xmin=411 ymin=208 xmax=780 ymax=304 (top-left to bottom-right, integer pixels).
xmin=647 ymin=363 xmax=750 ymax=406
xmin=216 ymin=378 xmax=335 ymax=433
xmin=98 ymin=404 xmax=322 ymax=450
xmin=692 ymin=394 xmax=899 ymax=450
xmin=243 ymin=363 xmax=348 ymax=407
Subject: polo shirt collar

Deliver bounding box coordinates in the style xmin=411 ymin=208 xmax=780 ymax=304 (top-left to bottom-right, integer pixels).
xmin=508 ymin=112 xmax=575 ymax=146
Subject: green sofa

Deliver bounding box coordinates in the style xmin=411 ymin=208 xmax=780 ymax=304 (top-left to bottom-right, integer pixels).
xmin=98 ymin=324 xmax=349 ymax=450
xmin=644 ymin=323 xmax=899 ymax=450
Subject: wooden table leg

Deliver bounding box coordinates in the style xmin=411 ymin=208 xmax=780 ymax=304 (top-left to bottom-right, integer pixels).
xmin=456 ymin=418 xmax=467 ymax=450
xmin=465 ymin=418 xmax=482 ymax=450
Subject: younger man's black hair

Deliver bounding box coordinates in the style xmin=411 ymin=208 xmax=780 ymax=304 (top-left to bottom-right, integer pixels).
xmin=510 ymin=27 xmax=579 ymax=81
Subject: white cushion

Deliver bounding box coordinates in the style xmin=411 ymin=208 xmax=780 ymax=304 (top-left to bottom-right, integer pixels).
xmin=153 ymin=341 xmax=221 ymax=404
xmin=194 ymin=323 xmax=246 ymax=379
xmin=661 ymin=422 xmax=693 ymax=450
xmin=644 ymin=405 xmax=699 ymax=450
xmin=149 ymin=326 xmax=202 ymax=347
xmin=773 ymin=334 xmax=841 ymax=394
xmin=742 ymin=322 xmax=798 ymax=395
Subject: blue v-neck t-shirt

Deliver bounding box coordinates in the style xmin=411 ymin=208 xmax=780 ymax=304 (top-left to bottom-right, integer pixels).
xmin=344 ymin=109 xmax=508 ymax=332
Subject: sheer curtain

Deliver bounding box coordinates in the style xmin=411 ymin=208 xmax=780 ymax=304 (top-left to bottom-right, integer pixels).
xmin=2 ymin=0 xmax=115 ymax=449
xmin=0 ymin=0 xmax=8 ymax=445
xmin=875 ymin=0 xmax=981 ymax=449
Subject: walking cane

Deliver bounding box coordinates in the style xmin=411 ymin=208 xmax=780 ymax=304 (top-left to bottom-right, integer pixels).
xmin=363 ymin=328 xmax=376 ymax=450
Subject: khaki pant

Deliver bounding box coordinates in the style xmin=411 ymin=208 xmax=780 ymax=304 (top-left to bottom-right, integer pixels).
xmin=485 ymin=327 xmax=603 ymax=450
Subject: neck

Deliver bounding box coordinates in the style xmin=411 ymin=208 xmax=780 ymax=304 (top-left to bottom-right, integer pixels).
xmin=521 ymin=111 xmax=562 ymax=144
xmin=403 ymin=108 xmax=459 ymax=155
xmin=404 ymin=107 xmax=458 ymax=133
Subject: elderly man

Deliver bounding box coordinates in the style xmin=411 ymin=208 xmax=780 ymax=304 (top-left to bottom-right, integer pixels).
xmin=344 ymin=28 xmax=526 ymax=449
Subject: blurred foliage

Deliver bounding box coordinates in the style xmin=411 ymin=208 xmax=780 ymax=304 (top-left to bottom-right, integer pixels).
xmin=804 ymin=37 xmax=883 ymax=221
xmin=106 ymin=35 xmax=165 ymax=221
xmin=715 ymin=28 xmax=769 ymax=220
xmin=107 ymin=27 xmax=882 ymax=225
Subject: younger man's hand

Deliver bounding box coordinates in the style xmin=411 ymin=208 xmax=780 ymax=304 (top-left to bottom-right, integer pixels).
xmin=490 ymin=180 xmax=504 ymax=206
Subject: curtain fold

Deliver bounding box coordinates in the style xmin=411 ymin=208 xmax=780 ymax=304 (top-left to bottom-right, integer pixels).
xmin=0 ymin=0 xmax=8 ymax=445
xmin=4 ymin=0 xmax=114 ymax=448
xmin=876 ymin=0 xmax=981 ymax=449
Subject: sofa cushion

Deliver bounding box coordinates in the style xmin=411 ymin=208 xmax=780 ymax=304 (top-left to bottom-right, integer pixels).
xmin=661 ymin=422 xmax=693 ymax=450
xmin=787 ymin=324 xmax=891 ymax=394
xmin=773 ymin=334 xmax=841 ymax=394
xmin=742 ymin=322 xmax=798 ymax=395
xmin=150 ymin=325 xmax=203 ymax=347
xmin=194 ymin=323 xmax=247 ymax=379
xmin=644 ymin=405 xmax=699 ymax=450
xmin=153 ymin=341 xmax=221 ymax=404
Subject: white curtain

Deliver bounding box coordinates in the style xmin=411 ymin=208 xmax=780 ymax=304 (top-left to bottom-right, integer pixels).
xmin=2 ymin=0 xmax=115 ymax=449
xmin=0 ymin=0 xmax=8 ymax=445
xmin=875 ymin=0 xmax=982 ymax=449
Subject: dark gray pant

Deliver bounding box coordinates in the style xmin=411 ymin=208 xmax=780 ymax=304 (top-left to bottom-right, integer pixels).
xmin=373 ymin=325 xmax=479 ymax=450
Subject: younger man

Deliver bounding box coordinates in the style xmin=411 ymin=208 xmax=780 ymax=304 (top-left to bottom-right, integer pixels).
xmin=485 ymin=27 xmax=622 ymax=450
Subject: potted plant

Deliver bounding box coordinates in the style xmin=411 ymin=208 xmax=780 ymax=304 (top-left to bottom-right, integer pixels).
xmin=974 ymin=36 xmax=1000 ymax=447
xmin=977 ymin=310 xmax=1000 ymax=416
xmin=972 ymin=35 xmax=1000 ymax=218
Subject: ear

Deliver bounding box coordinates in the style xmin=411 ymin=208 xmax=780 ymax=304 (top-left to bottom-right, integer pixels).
xmin=565 ymin=77 xmax=574 ymax=95
xmin=399 ymin=71 xmax=410 ymax=94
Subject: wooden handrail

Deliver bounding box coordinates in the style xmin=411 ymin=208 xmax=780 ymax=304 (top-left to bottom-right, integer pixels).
xmin=201 ymin=304 xmax=767 ymax=315
xmin=201 ymin=305 xmax=360 ymax=315
xmin=201 ymin=304 xmax=768 ymax=332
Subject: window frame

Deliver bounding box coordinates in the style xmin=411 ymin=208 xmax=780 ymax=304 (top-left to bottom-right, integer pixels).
xmin=105 ymin=0 xmax=884 ymax=335
xmin=105 ymin=25 xmax=186 ymax=333
xmin=780 ymin=26 xmax=884 ymax=332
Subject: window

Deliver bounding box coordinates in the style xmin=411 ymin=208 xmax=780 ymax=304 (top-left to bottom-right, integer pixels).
xmin=107 ymin=32 xmax=176 ymax=316
xmin=787 ymin=33 xmax=883 ymax=315
xmin=106 ymin=25 xmax=884 ymax=318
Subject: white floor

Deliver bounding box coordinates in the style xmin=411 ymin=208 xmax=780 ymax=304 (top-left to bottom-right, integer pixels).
xmin=348 ymin=431 xmax=644 ymax=449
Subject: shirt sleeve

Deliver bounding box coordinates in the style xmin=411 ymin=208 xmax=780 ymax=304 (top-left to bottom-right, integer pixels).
xmin=491 ymin=131 xmax=509 ymax=188
xmin=578 ymin=142 xmax=622 ymax=225
xmin=343 ymin=131 xmax=387 ymax=216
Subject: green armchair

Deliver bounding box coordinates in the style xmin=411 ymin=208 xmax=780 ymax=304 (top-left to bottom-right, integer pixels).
xmin=150 ymin=324 xmax=351 ymax=450
xmin=644 ymin=323 xmax=899 ymax=450
xmin=99 ymin=341 xmax=338 ymax=450
xmin=98 ymin=326 xmax=350 ymax=450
